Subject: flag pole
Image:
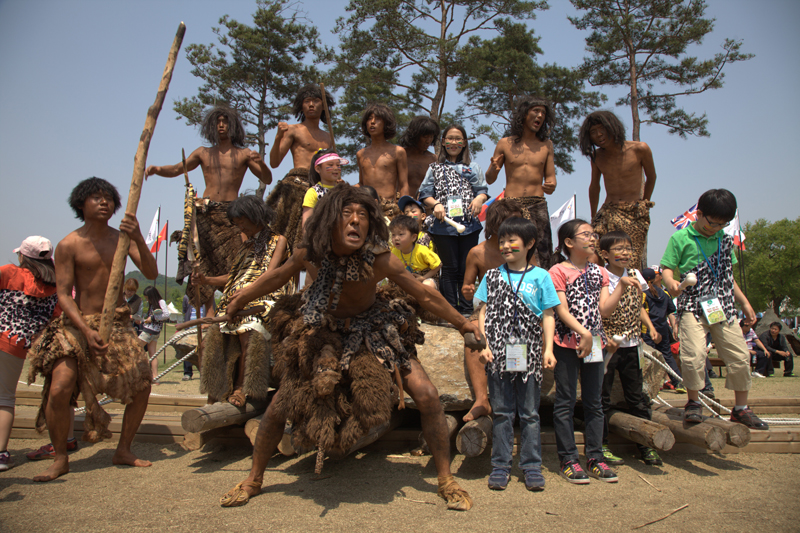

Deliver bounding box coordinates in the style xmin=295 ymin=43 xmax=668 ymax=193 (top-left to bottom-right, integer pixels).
xmin=155 ymin=205 xmax=160 ymax=265
xmin=163 ymin=220 xmax=169 ymax=356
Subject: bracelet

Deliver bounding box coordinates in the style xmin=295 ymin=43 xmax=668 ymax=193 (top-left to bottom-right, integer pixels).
xmin=433 ymin=202 xmax=442 ymax=208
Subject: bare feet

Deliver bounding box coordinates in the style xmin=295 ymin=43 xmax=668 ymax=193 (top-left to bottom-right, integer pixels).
xmin=463 ymin=401 xmax=491 ymax=422
xmin=112 ymin=450 xmax=152 ymax=468
xmin=228 ymin=389 xmax=246 ymax=408
xmin=33 ymin=461 xmax=69 ymax=482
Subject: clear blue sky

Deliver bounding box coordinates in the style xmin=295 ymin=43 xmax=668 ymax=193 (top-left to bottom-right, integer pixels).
xmin=1 ymin=0 xmax=798 ymax=276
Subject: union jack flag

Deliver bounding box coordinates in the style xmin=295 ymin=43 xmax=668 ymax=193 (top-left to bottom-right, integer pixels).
xmin=670 ymin=203 xmax=698 ymax=230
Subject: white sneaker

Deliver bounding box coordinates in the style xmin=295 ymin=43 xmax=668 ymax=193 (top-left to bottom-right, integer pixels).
xmin=752 ymin=371 xmax=765 ymax=378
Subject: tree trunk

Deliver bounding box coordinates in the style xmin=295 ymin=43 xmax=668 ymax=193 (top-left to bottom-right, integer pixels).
xmin=456 ymin=415 xmax=493 ymax=457
xmin=608 ymin=410 xmax=675 ymax=451
xmin=181 ymin=399 xmax=267 ymax=433
xmin=651 ymin=409 xmax=726 ymax=451
xmin=656 ymin=407 xmax=751 ymax=448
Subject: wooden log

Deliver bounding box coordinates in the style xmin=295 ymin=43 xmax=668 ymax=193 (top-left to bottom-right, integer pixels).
xmin=657 ymin=407 xmax=751 ymax=448
xmin=98 ymin=22 xmax=186 ymax=341
xmin=418 ymin=414 xmax=458 ymax=454
xmin=456 ymin=415 xmax=493 ymax=457
xmin=182 ymin=426 xmax=233 ymax=451
xmin=244 ymin=416 xmax=261 ymax=446
xmin=608 ymin=410 xmax=675 ymax=451
xmin=244 ymin=416 xmax=300 ymax=456
xmin=651 ymin=409 xmax=727 ymax=451
xmin=181 ymin=399 xmax=267 ymax=433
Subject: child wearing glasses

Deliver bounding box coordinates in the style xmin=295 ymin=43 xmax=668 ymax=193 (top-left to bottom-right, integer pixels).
xmin=661 ymin=189 xmax=767 ymax=430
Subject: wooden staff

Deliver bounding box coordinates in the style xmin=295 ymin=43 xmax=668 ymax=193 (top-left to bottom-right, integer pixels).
xmin=98 ymin=22 xmax=186 ymax=342
xmin=175 ymin=306 xmax=266 ymax=331
xmin=319 ymin=82 xmax=336 ymax=152
xmin=182 ymin=148 xmax=204 ymax=368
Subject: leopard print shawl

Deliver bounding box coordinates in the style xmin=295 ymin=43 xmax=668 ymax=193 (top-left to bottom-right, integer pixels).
xmin=677 ymin=235 xmax=737 ymax=324
xmin=428 ymin=162 xmax=475 ymax=224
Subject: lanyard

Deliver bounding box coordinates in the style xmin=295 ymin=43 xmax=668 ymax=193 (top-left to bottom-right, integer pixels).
xmin=400 ymin=247 xmax=416 ymax=272
xmin=505 ymin=264 xmax=532 ymax=335
xmin=692 ymin=235 xmax=720 ymax=281
xmin=568 ymin=259 xmax=590 ymax=292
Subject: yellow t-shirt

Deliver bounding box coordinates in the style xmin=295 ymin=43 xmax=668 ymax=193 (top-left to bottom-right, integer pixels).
xmin=391 ymin=243 xmax=441 ymax=275
xmin=302 ymin=183 xmax=334 ymax=209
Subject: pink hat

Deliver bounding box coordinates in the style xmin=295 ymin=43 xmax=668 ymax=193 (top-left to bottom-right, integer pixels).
xmin=14 ymin=236 xmax=53 ymax=260
xmin=315 ymin=153 xmax=350 ymax=167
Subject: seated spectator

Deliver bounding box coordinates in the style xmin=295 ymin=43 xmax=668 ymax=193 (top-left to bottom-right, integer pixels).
xmin=741 ymin=320 xmax=770 ymax=378
xmin=758 ymin=322 xmax=796 ymax=377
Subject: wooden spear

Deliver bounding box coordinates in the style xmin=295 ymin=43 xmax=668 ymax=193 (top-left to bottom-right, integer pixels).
xmin=319 ymin=82 xmax=336 ymax=152
xmin=182 ymin=148 xmax=204 ymax=369
xmin=98 ymin=22 xmax=186 ymax=342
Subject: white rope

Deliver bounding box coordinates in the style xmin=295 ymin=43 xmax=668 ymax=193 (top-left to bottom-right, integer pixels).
xmin=643 ymin=350 xmax=800 ymax=426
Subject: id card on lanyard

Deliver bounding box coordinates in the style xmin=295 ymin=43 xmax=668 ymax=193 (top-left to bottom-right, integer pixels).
xmin=505 ymin=265 xmax=532 ymax=372
xmin=693 ymin=236 xmax=725 ymax=325
xmin=447 ymin=195 xmax=464 ymax=218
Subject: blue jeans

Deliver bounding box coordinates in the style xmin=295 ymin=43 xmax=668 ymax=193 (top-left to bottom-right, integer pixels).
xmin=553 ymin=344 xmax=604 ymax=464
xmin=430 ymin=231 xmax=480 ymax=315
xmin=487 ymin=371 xmax=542 ymax=471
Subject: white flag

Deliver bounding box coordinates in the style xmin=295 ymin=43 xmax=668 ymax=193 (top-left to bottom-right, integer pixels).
xmin=723 ymin=209 xmax=746 ymax=249
xmin=145 ymin=207 xmax=160 ymax=246
xmin=549 ymin=196 xmax=576 ymax=243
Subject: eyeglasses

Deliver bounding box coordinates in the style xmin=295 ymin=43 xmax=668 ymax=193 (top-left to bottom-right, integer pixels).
xmin=444 ymin=137 xmax=464 ymax=145
xmin=575 ymin=231 xmax=599 ymax=241
xmin=609 ymin=246 xmax=633 ymax=253
xmin=703 ymin=218 xmax=730 ymax=229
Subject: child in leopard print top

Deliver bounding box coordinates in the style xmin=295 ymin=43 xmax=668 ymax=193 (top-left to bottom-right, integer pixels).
xmin=474 ymin=217 xmax=560 ymax=491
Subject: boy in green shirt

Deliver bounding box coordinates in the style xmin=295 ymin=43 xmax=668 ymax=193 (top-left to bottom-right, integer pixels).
xmin=660 ymin=189 xmax=766 ymax=429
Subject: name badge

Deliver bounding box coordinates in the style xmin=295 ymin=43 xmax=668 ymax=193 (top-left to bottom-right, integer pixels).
xmin=585 ymin=334 xmax=604 ymax=363
xmin=505 ymin=340 xmax=528 ymax=372
xmin=700 ymin=296 xmax=726 ymax=325
xmin=447 ymin=195 xmax=464 ymax=218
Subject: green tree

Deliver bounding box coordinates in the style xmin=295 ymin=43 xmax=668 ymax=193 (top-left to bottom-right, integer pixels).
xmin=456 ymin=19 xmax=605 ymax=173
xmin=734 ymin=218 xmax=800 ymax=315
xmin=329 ymin=0 xmax=548 ymax=162
xmin=569 ymin=0 xmax=753 ymax=141
xmin=173 ymin=0 xmax=324 ymax=197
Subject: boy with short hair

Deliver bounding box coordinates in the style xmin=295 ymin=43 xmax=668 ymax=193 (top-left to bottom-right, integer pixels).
xmin=597 ymin=231 xmax=663 ymax=466
xmin=398 ymin=195 xmax=434 ymax=252
xmin=389 ymin=215 xmax=441 ymax=288
xmin=475 ymin=217 xmax=560 ymax=491
xmin=661 ymin=189 xmax=767 ymax=429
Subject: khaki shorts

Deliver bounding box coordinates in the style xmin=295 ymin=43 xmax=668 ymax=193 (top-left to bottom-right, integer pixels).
xmin=0 ymin=350 xmax=25 ymax=408
xmin=139 ymin=331 xmax=159 ymax=344
xmin=678 ymin=312 xmax=751 ymax=392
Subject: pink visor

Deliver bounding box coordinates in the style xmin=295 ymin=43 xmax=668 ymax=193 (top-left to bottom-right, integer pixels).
xmin=315 ymin=153 xmax=349 ymax=167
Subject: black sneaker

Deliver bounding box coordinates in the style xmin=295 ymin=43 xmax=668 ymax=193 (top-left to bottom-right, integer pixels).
xmin=700 ymin=390 xmax=716 ymax=400
xmin=488 ymin=468 xmax=510 ymax=490
xmin=683 ymin=401 xmax=703 ymax=424
xmin=784 ymin=373 xmax=797 ymax=377
xmin=708 ymin=370 xmax=718 ymax=379
xmin=522 ymin=469 xmax=545 ymax=491
xmin=730 ymin=407 xmax=769 ymax=430
xmin=640 ymin=447 xmax=663 ymax=466
xmin=559 ymin=460 xmax=590 ymax=485
xmin=587 ymin=459 xmax=618 ymax=483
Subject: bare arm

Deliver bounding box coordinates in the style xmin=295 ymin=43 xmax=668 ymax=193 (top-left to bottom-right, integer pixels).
xmin=396 ymin=147 xmax=409 ymax=197
xmin=640 ymin=142 xmax=656 ymax=202
xmin=589 ymin=160 xmax=602 ymax=219
xmin=661 ymin=267 xmax=680 ymax=296
xmin=542 ymin=140 xmax=557 ymax=195
xmin=461 ymin=249 xmax=480 ymax=301
xmin=733 ymin=280 xmax=755 ymax=326
xmin=192 ymin=272 xmax=228 ymax=287
xmin=247 ymin=150 xmax=272 ymax=185
xmin=121 ymin=213 xmax=158 ymax=280
xmin=356 ymin=150 xmax=365 ymax=186
xmin=485 ymin=141 xmax=506 ymax=185
xmin=477 ymin=304 xmax=492 ymax=363
xmin=146 ymin=147 xmax=202 ymax=178
xmin=542 ymin=308 xmax=556 ymax=369
xmin=302 ymin=207 xmax=313 ymax=229
xmin=269 ymin=122 xmax=292 ymax=168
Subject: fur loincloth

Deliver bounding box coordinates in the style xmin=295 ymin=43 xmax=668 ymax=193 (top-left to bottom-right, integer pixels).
xmin=266 ymin=167 xmax=311 ymax=252
xmin=27 ymin=307 xmax=151 ymax=443
xmin=379 ymin=193 xmax=402 ymax=222
xmin=507 ymin=195 xmax=554 ymax=270
xmin=185 ymin=200 xmax=243 ymax=309
xmin=199 ymin=324 xmax=273 ymax=403
xmin=268 ymin=289 xmax=424 ymax=457
xmin=592 ymin=200 xmax=655 ymax=270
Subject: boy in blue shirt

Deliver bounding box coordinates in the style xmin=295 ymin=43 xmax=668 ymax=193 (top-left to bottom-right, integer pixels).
xmin=661 ymin=189 xmax=767 ymax=429
xmin=475 ymin=217 xmax=560 ymax=491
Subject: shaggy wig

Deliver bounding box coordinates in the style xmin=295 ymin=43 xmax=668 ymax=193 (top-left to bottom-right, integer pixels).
xmin=201 ymin=106 xmax=246 ymax=148
xmin=293 ymin=84 xmax=336 ymax=122
xmin=361 ymin=103 xmax=397 ymax=141
xmin=437 ymin=124 xmax=472 ymax=165
xmin=509 ymin=96 xmax=555 ymax=143
xmin=579 ymin=110 xmax=626 ymax=160
xmin=301 ymin=183 xmax=388 ymax=265
xmin=398 ymin=115 xmax=440 ymax=149
xmin=18 ymin=254 xmax=56 ymax=286
xmin=68 ymin=177 xmax=121 ymax=221
xmin=226 ymin=194 xmax=276 ymax=229
xmin=484 ymin=198 xmax=524 ymax=239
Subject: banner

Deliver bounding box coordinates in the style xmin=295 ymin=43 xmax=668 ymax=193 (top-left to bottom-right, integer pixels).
xmin=145 ymin=207 xmax=160 ymax=247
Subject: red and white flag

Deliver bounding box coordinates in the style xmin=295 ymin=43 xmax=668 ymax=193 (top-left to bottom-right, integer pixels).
xmin=144 ymin=208 xmax=160 ymax=247
xmin=723 ymin=209 xmax=746 ymax=250
xmin=150 ymin=223 xmax=167 ymax=253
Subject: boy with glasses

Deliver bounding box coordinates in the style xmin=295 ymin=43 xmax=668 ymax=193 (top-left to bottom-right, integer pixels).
xmin=660 ymin=189 xmax=767 ymax=429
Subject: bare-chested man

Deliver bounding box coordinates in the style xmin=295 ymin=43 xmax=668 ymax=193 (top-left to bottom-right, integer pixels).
xmin=357 ymin=103 xmax=409 ymax=219
xmin=580 ymin=110 xmax=656 ymax=270
xmin=486 ymin=96 xmax=557 ymax=269
xmin=267 ymin=84 xmax=336 ymax=251
xmin=146 ymin=106 xmax=272 ymax=315
xmin=459 ymin=199 xmax=525 ymax=421
xmin=398 ymin=115 xmax=440 ymax=199
xmin=218 ymin=184 xmax=477 ymax=511
xmin=27 ymin=177 xmax=158 ymax=482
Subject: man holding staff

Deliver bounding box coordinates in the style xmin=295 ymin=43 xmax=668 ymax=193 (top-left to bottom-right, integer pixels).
xmin=27 ymin=178 xmax=158 ymax=482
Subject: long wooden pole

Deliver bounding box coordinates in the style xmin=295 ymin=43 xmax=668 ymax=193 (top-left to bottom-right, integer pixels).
xmin=319 ymin=82 xmax=336 ymax=152
xmin=98 ymin=22 xmax=186 ymax=342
